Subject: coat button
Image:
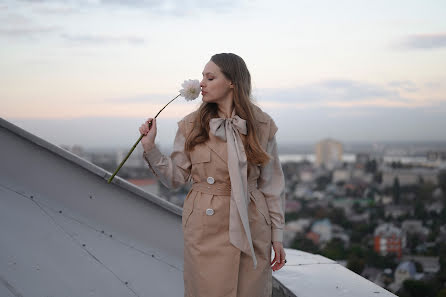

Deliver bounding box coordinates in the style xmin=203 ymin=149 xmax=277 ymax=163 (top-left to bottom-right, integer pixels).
xmin=206 ymin=208 xmax=214 ymax=216
xmin=207 ymin=177 xmax=215 ymax=184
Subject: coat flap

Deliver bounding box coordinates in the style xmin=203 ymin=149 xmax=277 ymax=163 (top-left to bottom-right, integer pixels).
xmin=206 ymin=133 xmax=228 ymax=164
xmin=190 ymin=145 xmax=211 ymax=164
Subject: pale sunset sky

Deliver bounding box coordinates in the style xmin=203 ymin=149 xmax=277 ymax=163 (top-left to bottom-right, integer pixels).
xmin=1 ymin=0 xmax=445 ymax=149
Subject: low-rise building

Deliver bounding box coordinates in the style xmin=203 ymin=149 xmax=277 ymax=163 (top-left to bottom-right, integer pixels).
xmin=401 ymin=220 xmax=429 ymax=237
xmin=382 ymin=169 xmax=438 ymax=187
xmin=384 ymin=205 xmax=413 ymax=219
xmin=374 ymin=223 xmax=406 ymax=258
xmin=402 ymin=256 xmax=440 ymax=274
xmin=394 ymin=261 xmax=421 ymax=284
xmin=311 ymin=218 xmax=332 ymax=243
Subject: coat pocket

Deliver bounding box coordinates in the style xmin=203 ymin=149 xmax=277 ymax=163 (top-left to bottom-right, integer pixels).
xmin=251 ymin=190 xmax=272 ymax=225
xmin=182 ymin=207 xmax=193 ymax=229
xmin=182 ymin=191 xmax=198 ymax=229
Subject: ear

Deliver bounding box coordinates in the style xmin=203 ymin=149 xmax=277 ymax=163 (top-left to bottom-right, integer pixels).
xmin=229 ymin=81 xmax=234 ymax=89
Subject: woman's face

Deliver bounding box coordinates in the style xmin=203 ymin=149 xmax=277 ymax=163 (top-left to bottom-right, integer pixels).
xmin=200 ymin=61 xmax=233 ymax=104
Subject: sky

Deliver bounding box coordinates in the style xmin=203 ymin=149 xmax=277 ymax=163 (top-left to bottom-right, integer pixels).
xmin=1 ymin=0 xmax=446 ymax=150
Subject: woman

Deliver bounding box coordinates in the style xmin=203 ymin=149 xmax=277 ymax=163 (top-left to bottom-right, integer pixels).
xmin=139 ymin=53 xmax=286 ymax=297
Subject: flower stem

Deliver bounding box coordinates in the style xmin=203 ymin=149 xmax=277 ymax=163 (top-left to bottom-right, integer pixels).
xmin=107 ymin=93 xmax=181 ymax=184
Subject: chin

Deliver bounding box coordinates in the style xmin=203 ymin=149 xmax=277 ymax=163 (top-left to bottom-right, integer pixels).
xmin=202 ymin=97 xmax=215 ymax=104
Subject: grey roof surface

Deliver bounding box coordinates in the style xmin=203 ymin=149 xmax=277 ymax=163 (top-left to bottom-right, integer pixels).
xmin=0 ymin=118 xmax=396 ymax=297
xmin=1 ymin=118 xmax=184 ymax=297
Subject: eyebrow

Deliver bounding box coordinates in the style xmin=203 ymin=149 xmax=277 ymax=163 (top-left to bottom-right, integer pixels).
xmin=202 ymin=72 xmax=215 ymax=75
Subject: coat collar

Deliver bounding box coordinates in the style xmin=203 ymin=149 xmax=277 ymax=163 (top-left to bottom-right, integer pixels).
xmin=186 ymin=106 xmax=269 ymax=164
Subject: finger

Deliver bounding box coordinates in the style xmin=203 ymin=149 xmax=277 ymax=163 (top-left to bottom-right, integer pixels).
xmin=140 ymin=125 xmax=148 ymax=134
xmin=271 ymin=247 xmax=277 ymax=265
xmin=274 ymin=264 xmax=283 ymax=271
xmin=272 ymin=260 xmax=285 ymax=271
xmin=270 ymin=253 xmax=276 ymax=265
xmin=276 ymin=248 xmax=281 ymax=264
xmin=281 ymin=249 xmax=286 ymax=263
xmin=272 ymin=262 xmax=281 ymax=271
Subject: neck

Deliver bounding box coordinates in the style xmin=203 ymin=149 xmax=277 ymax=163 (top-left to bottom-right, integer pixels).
xmin=217 ymin=100 xmax=234 ymax=118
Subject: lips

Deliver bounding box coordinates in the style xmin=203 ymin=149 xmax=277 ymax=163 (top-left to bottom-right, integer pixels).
xmin=201 ymin=91 xmax=207 ymax=95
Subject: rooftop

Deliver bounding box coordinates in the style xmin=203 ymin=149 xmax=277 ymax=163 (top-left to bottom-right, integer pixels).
xmin=0 ymin=118 xmax=396 ymax=297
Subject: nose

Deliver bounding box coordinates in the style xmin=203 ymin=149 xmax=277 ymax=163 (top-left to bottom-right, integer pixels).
xmin=200 ymin=79 xmax=206 ymax=88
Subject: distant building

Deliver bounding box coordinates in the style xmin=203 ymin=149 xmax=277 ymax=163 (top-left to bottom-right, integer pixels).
xmin=299 ymin=169 xmax=314 ymax=183
xmin=375 ymin=195 xmax=393 ymax=205
xmin=348 ymin=212 xmax=370 ymax=223
xmin=382 ymin=170 xmax=418 ymax=187
xmin=382 ymin=169 xmax=438 ymax=187
xmin=402 ymin=256 xmax=440 ymax=274
xmin=286 ymin=219 xmax=311 ymax=234
xmin=315 ymin=139 xmax=343 ymax=170
xmin=384 ymin=205 xmax=413 ymax=219
xmin=426 ymin=151 xmax=446 ymax=161
xmin=333 ymin=169 xmax=349 ymax=183
xmin=306 ymin=231 xmax=320 ymax=245
xmin=355 ymin=153 xmax=370 ymax=165
xmin=394 ymin=261 xmax=417 ymax=285
xmin=438 ymin=225 xmax=446 ymax=244
xmin=401 ymin=220 xmax=429 ymax=237
xmin=311 ymin=218 xmax=332 ymax=243
xmin=374 ymin=223 xmax=406 ymax=258
xmin=426 ymin=201 xmax=444 ymax=214
xmin=332 ymin=224 xmax=350 ymax=246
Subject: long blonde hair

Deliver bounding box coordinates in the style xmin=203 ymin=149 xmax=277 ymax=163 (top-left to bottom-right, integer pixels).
xmin=185 ymin=53 xmax=270 ymax=166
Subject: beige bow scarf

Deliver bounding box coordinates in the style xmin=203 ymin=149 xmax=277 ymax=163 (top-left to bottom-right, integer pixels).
xmin=209 ymin=111 xmax=258 ymax=269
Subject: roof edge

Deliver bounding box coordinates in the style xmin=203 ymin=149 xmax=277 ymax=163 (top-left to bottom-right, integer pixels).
xmin=0 ymin=117 xmax=182 ymax=216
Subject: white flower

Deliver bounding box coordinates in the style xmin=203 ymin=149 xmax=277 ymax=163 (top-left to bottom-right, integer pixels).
xmin=179 ymin=79 xmax=201 ymax=101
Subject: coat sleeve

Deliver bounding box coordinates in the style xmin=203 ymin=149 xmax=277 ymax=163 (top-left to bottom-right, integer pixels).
xmin=257 ymin=118 xmax=286 ymax=243
xmin=142 ymin=119 xmax=192 ymax=189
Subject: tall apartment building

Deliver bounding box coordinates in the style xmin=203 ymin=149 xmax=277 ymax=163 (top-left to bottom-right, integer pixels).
xmin=315 ymin=138 xmax=343 ymax=170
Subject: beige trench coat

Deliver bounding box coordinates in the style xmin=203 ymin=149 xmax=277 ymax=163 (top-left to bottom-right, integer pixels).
xmin=143 ymin=105 xmax=285 ymax=297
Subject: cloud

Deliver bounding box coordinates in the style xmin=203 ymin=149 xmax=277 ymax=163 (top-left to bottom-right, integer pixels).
xmin=0 ymin=26 xmax=57 ymax=37
xmin=0 ymin=12 xmax=58 ymax=37
xmin=14 ymin=0 xmax=238 ymax=15
xmin=99 ymin=0 xmax=163 ymax=7
xmin=60 ymin=33 xmax=146 ymax=45
xmin=388 ymin=80 xmax=418 ymax=93
xmin=399 ymin=33 xmax=446 ymax=50
xmin=34 ymin=5 xmax=79 ymax=15
xmin=255 ymin=79 xmax=410 ymax=107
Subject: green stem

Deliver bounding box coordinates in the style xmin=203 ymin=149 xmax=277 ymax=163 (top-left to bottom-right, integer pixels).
xmin=107 ymin=93 xmax=181 ymax=184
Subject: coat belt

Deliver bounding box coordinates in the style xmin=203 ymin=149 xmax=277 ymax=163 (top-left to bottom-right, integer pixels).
xmin=191 ymin=180 xmax=258 ymax=197
xmin=190 ymin=179 xmax=261 ymax=268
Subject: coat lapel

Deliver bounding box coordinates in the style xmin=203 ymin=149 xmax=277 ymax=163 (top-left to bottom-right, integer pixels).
xmin=207 ymin=132 xmax=228 ymax=163
xmin=186 ymin=115 xmax=229 ymax=164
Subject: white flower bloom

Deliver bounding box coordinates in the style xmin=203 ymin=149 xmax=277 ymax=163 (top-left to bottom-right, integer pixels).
xmin=179 ymin=79 xmax=200 ymax=101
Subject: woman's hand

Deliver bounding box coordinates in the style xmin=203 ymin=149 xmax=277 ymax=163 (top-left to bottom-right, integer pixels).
xmin=271 ymin=241 xmax=286 ymax=271
xmin=139 ymin=118 xmax=157 ymax=152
